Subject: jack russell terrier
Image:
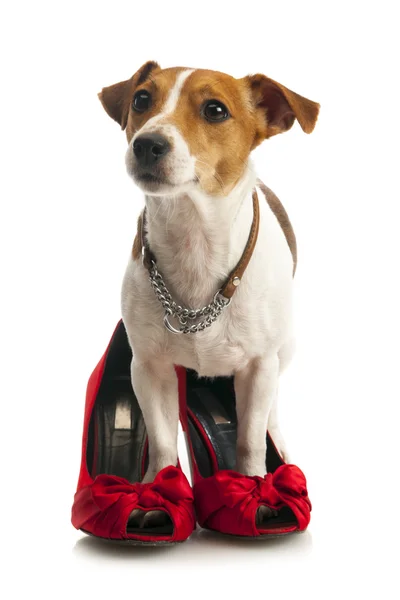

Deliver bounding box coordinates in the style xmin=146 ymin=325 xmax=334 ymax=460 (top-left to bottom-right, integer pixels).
xmin=98 ymin=62 xmax=319 ymax=524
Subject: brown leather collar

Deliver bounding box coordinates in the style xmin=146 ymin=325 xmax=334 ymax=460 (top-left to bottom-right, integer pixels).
xmin=140 ymin=189 xmax=260 ymax=300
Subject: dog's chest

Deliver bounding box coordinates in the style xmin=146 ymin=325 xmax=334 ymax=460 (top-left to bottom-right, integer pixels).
xmin=166 ymin=306 xmax=253 ymax=376
xmin=122 ymin=186 xmax=293 ymax=377
xmin=122 ymin=252 xmax=286 ymax=378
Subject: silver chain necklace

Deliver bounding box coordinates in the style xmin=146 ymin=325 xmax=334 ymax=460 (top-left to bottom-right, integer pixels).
xmin=148 ymin=259 xmax=231 ymax=335
xmin=142 ymin=188 xmax=259 ymax=335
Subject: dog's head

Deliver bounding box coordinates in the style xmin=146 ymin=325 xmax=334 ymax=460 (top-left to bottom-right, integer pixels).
xmin=99 ymin=62 xmax=319 ymax=196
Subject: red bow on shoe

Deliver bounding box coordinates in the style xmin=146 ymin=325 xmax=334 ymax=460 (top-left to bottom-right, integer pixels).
xmin=194 ymin=464 xmax=311 ymax=536
xmin=91 ymin=468 xmax=192 ymax=510
xmin=72 ymin=466 xmax=195 ymax=541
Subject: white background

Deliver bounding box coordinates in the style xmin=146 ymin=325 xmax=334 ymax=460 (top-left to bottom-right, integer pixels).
xmin=1 ymin=1 xmax=399 ymax=598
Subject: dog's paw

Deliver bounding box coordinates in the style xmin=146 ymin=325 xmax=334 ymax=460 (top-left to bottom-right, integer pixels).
xmin=128 ymin=508 xmax=171 ymax=531
xmin=256 ymin=504 xmax=279 ymax=527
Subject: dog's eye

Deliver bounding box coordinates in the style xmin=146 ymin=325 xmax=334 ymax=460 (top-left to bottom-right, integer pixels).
xmin=132 ymin=90 xmax=152 ymax=113
xmin=203 ymin=100 xmax=230 ymax=122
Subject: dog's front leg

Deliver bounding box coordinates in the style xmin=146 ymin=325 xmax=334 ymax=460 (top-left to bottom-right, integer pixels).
xmin=131 ymin=358 xmax=179 ymax=482
xmin=234 ymin=354 xmax=279 ymax=477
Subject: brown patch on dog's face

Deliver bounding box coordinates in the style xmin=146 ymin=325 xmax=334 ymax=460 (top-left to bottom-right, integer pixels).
xmin=99 ymin=64 xmax=319 ymax=197
xmin=98 ymin=61 xmax=161 ymax=131
xmin=125 ymin=67 xmax=185 ymax=142
xmin=244 ymin=74 xmax=320 ymax=141
xmin=167 ymin=70 xmax=258 ymax=195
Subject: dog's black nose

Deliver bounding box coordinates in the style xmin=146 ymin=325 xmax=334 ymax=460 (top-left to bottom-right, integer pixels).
xmin=133 ymin=134 xmax=170 ymax=168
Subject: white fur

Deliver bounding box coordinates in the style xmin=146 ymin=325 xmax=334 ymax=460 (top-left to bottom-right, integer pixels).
xmin=125 ymin=70 xmax=196 ymax=195
xmin=160 ymin=69 xmax=195 ymax=114
xmin=121 ymin=74 xmax=294 ymax=480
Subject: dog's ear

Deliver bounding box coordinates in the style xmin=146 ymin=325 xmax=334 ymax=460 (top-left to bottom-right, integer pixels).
xmin=98 ymin=61 xmax=160 ymax=130
xmin=245 ymin=74 xmax=320 ymax=141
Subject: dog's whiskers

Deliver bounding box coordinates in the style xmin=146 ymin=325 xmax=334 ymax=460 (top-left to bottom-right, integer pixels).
xmin=165 ymin=195 xmax=177 ymax=235
xmin=147 ymin=196 xmax=165 ymax=228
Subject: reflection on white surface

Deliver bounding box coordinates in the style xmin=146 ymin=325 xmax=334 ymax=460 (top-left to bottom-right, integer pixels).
xmin=72 ymin=528 xmax=313 ymax=564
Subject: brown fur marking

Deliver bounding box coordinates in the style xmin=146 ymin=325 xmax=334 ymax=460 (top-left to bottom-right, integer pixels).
xmin=257 ymin=181 xmax=297 ymax=275
xmin=100 ymin=65 xmax=319 ymax=195
xmin=104 ymin=65 xmax=310 ymax=270
xmin=246 ymin=74 xmax=320 ymax=139
xmin=132 ymin=211 xmax=144 ymax=261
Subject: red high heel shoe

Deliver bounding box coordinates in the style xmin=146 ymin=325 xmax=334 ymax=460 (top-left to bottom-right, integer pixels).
xmin=177 ymin=366 xmax=312 ymax=538
xmin=71 ymin=321 xmax=196 ymax=545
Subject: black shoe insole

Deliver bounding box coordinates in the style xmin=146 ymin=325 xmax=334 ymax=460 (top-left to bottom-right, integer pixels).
xmin=89 ymin=374 xmax=173 ymax=535
xmin=93 ymin=375 xmax=146 ymax=482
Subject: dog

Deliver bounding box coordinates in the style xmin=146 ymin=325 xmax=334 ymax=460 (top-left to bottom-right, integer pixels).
xmin=98 ymin=62 xmax=319 ymax=525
